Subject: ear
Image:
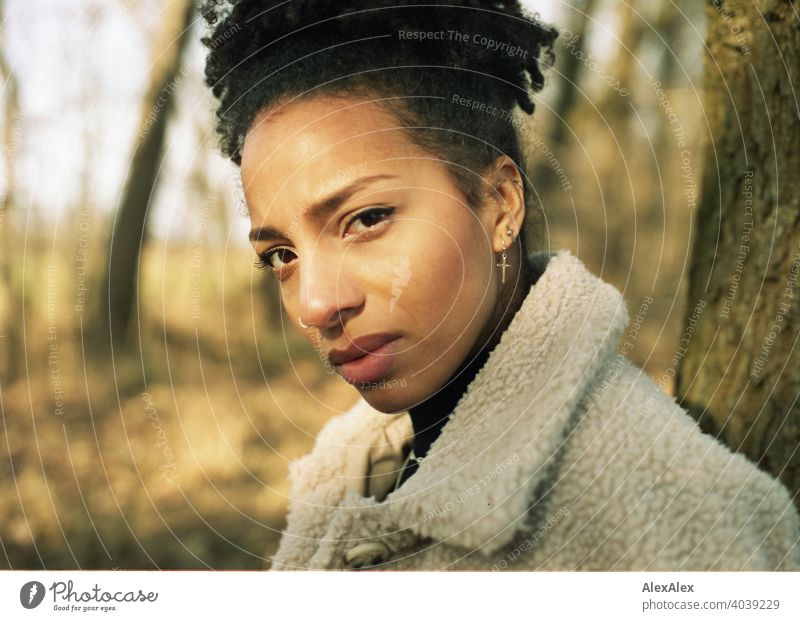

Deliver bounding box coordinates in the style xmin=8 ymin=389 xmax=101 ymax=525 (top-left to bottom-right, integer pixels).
xmin=482 ymin=156 xmax=525 ymax=254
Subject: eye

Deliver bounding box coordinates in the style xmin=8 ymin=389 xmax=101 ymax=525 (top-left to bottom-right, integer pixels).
xmin=344 ymin=206 xmax=395 ymax=237
xmin=254 ymin=247 xmax=296 ymax=273
xmin=253 ymin=206 xmax=395 ymax=276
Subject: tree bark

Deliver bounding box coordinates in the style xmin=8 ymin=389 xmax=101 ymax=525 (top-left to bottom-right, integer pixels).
xmin=676 ymin=0 xmax=800 ymax=509
xmin=100 ymin=0 xmax=195 ymax=347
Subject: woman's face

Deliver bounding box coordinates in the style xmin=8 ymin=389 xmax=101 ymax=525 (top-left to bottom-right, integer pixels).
xmin=241 ymin=95 xmax=518 ymax=413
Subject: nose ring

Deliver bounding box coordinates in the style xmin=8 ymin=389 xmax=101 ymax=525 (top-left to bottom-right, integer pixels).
xmin=299 ymin=316 xmax=313 ymax=329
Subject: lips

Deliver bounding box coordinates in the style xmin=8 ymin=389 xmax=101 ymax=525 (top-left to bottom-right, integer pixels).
xmin=327 ymin=333 xmax=402 ymax=386
xmin=327 ymin=333 xmax=401 ymax=365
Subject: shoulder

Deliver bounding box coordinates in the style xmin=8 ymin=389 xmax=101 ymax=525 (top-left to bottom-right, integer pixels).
xmin=561 ymin=356 xmax=800 ymax=569
xmin=585 ymin=356 xmax=788 ymax=497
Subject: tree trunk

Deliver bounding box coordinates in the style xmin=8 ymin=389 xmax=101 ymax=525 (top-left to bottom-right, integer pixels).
xmin=100 ymin=0 xmax=194 ymax=347
xmin=595 ymin=0 xmax=647 ymax=118
xmin=676 ymin=0 xmax=800 ymax=509
xmin=0 ymin=0 xmax=22 ymax=384
xmin=547 ymin=0 xmax=598 ymax=148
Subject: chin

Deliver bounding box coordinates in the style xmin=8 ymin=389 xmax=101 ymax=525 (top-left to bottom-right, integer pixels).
xmin=357 ymin=381 xmax=416 ymax=414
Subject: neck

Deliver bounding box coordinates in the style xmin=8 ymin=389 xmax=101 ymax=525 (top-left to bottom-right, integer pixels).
xmin=407 ymin=254 xmax=540 ymax=458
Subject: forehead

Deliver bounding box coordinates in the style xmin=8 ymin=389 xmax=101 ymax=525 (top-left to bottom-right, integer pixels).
xmin=240 ymin=96 xmax=424 ymax=198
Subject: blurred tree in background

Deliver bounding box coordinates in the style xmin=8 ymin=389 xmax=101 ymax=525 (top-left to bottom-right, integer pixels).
xmin=100 ymin=0 xmax=195 ymax=350
xmin=0 ymin=0 xmax=22 ymax=385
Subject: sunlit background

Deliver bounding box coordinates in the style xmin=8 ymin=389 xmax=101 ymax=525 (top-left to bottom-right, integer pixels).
xmin=1 ymin=0 xmax=709 ymax=568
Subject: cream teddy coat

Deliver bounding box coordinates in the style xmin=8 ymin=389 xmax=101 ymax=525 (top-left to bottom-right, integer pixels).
xmin=268 ymin=249 xmax=800 ymax=571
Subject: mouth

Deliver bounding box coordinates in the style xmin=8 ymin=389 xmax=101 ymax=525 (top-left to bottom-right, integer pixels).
xmin=333 ymin=337 xmax=401 ymax=386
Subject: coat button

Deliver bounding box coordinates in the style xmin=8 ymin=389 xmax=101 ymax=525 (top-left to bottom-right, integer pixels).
xmin=343 ymin=541 xmax=391 ymax=569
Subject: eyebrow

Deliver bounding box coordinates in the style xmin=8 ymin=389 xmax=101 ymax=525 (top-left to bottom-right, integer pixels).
xmin=248 ymin=174 xmax=398 ymax=243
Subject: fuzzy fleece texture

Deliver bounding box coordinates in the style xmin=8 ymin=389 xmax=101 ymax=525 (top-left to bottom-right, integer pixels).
xmin=268 ymin=249 xmax=800 ymax=571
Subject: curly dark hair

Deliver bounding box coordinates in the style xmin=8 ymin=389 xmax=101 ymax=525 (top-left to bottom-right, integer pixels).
xmin=201 ymin=0 xmax=558 ymax=253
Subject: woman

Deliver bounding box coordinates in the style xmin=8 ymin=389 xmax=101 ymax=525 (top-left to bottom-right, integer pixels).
xmin=201 ymin=0 xmax=800 ymax=570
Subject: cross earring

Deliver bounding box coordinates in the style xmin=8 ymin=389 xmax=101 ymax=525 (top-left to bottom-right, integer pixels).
xmin=497 ymin=239 xmax=510 ymax=284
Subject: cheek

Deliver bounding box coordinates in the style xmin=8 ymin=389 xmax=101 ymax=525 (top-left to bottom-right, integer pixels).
xmin=396 ymin=214 xmax=491 ymax=324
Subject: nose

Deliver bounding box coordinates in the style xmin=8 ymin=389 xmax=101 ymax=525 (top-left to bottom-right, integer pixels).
xmin=298 ymin=245 xmax=363 ymax=330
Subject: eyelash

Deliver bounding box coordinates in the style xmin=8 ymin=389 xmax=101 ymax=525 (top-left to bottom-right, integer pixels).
xmin=254 ymin=206 xmax=395 ymax=274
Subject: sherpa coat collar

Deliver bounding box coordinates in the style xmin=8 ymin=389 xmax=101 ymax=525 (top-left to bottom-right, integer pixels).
xmin=269 ymin=248 xmax=629 ymax=569
xmin=380 ymin=247 xmax=628 ymax=551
